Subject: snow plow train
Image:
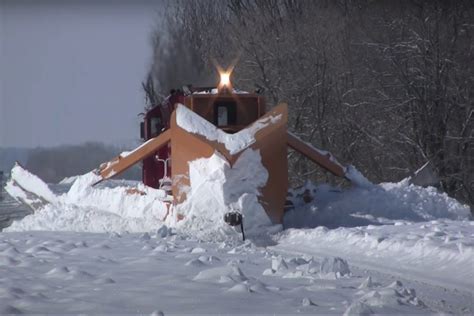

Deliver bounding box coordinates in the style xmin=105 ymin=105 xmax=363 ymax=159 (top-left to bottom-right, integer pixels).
xmin=96 ymin=74 xmax=349 ymax=224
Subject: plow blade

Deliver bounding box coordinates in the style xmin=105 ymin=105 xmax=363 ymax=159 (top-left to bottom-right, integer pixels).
xmin=170 ymin=103 xmax=289 ymax=223
xmin=287 ymin=132 xmax=346 ymax=178
xmin=96 ymin=129 xmax=171 ymax=184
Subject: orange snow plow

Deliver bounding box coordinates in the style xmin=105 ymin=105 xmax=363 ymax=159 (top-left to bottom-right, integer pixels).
xmin=96 ymin=87 xmax=349 ymax=224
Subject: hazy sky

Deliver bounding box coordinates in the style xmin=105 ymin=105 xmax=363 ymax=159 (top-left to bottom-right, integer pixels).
xmin=0 ymin=0 xmax=161 ymax=148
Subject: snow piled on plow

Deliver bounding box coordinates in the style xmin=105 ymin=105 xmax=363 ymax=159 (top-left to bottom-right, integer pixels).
xmin=176 ymin=104 xmax=281 ymax=155
xmin=175 ymin=149 xmax=275 ymax=241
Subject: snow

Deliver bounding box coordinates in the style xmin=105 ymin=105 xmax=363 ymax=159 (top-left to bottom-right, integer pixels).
xmin=284 ymin=180 xmax=470 ymax=229
xmin=59 ymin=175 xmax=79 ymax=185
xmin=5 ymin=169 xmax=170 ymax=233
xmin=4 ymin=180 xmax=29 ymax=204
xmin=176 ymin=104 xmax=282 ymax=154
xmin=320 ymin=257 xmax=351 ymax=279
xmin=345 ymin=165 xmax=373 ymax=188
xmin=2 ymin=231 xmax=470 ymax=315
xmin=119 ymin=151 xmax=131 ymax=158
xmin=1 ymin=157 xmax=473 ymax=314
xmin=175 ymin=149 xmax=274 ymax=241
xmin=9 ymin=163 xmax=57 ymax=204
xmin=193 ymin=88 xmax=249 ymax=95
xmin=5 ymin=152 xmax=275 ymax=239
xmin=276 ymin=219 xmax=474 ymax=292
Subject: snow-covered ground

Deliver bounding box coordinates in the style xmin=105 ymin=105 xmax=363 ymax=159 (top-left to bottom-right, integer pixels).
xmin=1 ymin=164 xmax=473 ymax=314
xmin=3 ymin=230 xmax=472 ymax=315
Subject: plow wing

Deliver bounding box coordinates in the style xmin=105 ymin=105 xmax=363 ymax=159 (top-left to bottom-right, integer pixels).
xmin=95 ymin=129 xmax=171 ymax=184
xmin=286 ymin=132 xmax=347 ymax=178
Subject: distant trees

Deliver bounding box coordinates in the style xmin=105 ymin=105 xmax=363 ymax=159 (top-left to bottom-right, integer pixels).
xmin=142 ymin=2 xmax=216 ymax=107
xmin=25 ymin=143 xmax=141 ymax=183
xmin=147 ymin=0 xmax=473 ymax=208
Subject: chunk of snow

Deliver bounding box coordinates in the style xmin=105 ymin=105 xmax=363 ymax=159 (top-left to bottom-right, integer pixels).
xmin=191 ymin=247 xmax=206 ymax=254
xmin=59 ymin=175 xmax=80 ymax=184
xmin=185 ymin=258 xmax=206 ymax=267
xmin=320 ymin=257 xmax=351 ymax=278
xmin=119 ymin=151 xmax=131 ymax=158
xmin=358 ymin=276 xmax=375 ymax=289
xmin=271 ymin=256 xmax=289 ymax=272
xmin=301 ymin=297 xmax=317 ymax=306
xmin=9 ymin=163 xmax=57 ymax=203
xmin=227 ymin=283 xmax=251 ymax=293
xmin=193 ymin=266 xmax=247 ymax=283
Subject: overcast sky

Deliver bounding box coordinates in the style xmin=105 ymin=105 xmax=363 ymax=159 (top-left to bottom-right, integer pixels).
xmin=0 ymin=0 xmax=161 ymax=148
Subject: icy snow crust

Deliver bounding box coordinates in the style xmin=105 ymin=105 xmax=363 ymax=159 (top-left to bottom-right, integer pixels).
xmin=176 ymin=104 xmax=281 ymax=154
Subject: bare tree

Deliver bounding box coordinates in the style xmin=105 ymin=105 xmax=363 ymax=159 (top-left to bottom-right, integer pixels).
xmin=147 ymin=0 xmax=473 ymax=208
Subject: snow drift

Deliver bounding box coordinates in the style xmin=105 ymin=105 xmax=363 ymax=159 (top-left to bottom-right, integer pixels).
xmin=284 ymin=179 xmax=470 ymax=229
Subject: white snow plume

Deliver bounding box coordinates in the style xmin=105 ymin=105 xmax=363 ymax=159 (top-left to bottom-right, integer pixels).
xmin=6 ymin=169 xmax=170 ymax=233
xmin=8 ymin=163 xmax=57 ymax=204
xmin=345 ymin=165 xmax=373 ymax=188
xmin=176 ymin=104 xmax=281 ymax=155
xmin=285 ymin=179 xmax=470 ymax=229
xmin=175 ymin=149 xmax=274 ymax=241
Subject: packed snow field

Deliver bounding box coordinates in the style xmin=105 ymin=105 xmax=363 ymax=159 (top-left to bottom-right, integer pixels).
xmin=1 ymin=163 xmax=473 ymax=314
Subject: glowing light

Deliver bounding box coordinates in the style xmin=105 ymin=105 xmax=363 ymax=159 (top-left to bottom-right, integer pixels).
xmin=220 ymin=72 xmax=231 ymax=87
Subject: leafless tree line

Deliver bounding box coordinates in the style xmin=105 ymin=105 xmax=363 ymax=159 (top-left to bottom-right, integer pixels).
xmin=146 ymin=0 xmax=473 ymax=208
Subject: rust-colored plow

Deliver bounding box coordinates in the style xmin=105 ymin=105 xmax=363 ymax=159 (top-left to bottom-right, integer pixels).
xmin=95 ymin=102 xmax=350 ymax=224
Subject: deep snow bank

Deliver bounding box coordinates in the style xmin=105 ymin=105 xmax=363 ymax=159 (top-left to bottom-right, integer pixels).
xmin=5 ymin=167 xmax=170 ymax=233
xmin=284 ymin=179 xmax=470 ymax=229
